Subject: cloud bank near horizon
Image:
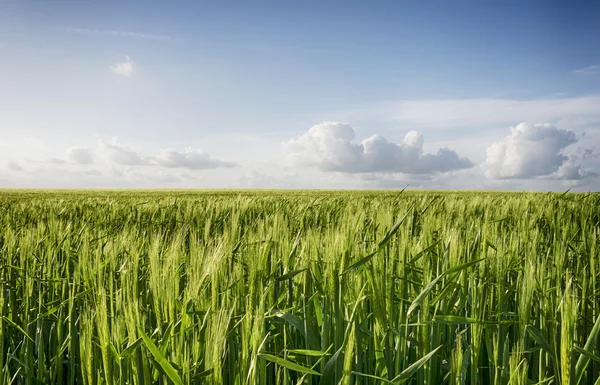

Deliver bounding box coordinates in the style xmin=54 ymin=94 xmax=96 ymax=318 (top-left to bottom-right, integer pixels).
xmin=286 ymin=121 xmax=474 ymax=174
xmin=1 ymin=120 xmax=597 ymax=190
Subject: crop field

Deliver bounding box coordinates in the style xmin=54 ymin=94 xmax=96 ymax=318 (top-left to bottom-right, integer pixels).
xmin=1 ymin=190 xmax=600 ymax=385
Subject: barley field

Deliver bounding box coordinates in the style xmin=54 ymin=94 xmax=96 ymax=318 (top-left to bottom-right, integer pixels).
xmin=1 ymin=190 xmax=599 ymax=385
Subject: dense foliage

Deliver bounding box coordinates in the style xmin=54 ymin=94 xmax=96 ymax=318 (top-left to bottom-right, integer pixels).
xmin=1 ymin=190 xmax=600 ymax=384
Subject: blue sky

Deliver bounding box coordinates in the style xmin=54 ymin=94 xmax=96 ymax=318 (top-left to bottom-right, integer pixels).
xmin=1 ymin=0 xmax=599 ymax=189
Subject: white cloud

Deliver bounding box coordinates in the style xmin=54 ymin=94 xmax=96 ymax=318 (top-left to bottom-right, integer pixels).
xmin=84 ymin=169 xmax=102 ymax=176
xmin=66 ymin=146 xmax=93 ymax=164
xmin=58 ymin=27 xmax=173 ymax=41
xmin=153 ymin=171 xmax=180 ymax=183
xmin=336 ymin=95 xmax=600 ymax=132
xmin=153 ymin=148 xmax=237 ymax=170
xmin=551 ymin=155 xmax=589 ymax=180
xmin=49 ymin=157 xmax=67 ymax=164
xmin=7 ymin=161 xmax=23 ymax=171
xmin=120 ymin=169 xmax=181 ymax=183
xmin=286 ymin=121 xmax=473 ymax=174
xmin=180 ymin=172 xmax=202 ymax=180
xmin=109 ymin=168 xmax=124 ymax=177
xmin=98 ymin=138 xmax=236 ymax=170
xmin=236 ymin=169 xmax=299 ymax=188
xmin=99 ymin=139 xmax=148 ymax=165
xmin=572 ymin=65 xmax=600 ymax=76
xmin=110 ymin=56 xmax=136 ymax=77
xmin=483 ymin=122 xmax=595 ymax=180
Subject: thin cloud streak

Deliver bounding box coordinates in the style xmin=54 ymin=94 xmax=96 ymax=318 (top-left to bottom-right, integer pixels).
xmin=336 ymin=95 xmax=600 ymax=131
xmin=57 ymin=27 xmax=173 ymax=41
xmin=572 ymin=65 xmax=600 ymax=75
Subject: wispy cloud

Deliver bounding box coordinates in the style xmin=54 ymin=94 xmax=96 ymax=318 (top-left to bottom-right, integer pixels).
xmin=110 ymin=56 xmax=136 ymax=77
xmin=334 ymin=95 xmax=600 ymax=132
xmin=572 ymin=65 xmax=600 ymax=75
xmin=97 ymin=138 xmax=238 ymax=170
xmin=58 ymin=27 xmax=173 ymax=41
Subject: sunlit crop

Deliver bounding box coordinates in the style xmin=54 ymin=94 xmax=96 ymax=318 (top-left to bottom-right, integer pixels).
xmin=1 ymin=190 xmax=599 ymax=384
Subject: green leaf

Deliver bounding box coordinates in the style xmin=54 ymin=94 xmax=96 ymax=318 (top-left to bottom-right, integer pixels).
xmin=341 ymin=250 xmax=378 ymax=275
xmin=527 ymin=376 xmax=555 ymax=385
xmin=287 ymin=349 xmax=331 ymax=357
xmin=318 ymin=348 xmax=343 ymax=385
xmin=276 ymin=268 xmax=307 ymax=281
xmin=352 ymin=371 xmax=394 ymax=383
xmin=139 ymin=329 xmax=184 ymax=385
xmin=259 ymin=353 xmax=320 ymax=376
xmin=525 ymin=325 xmax=553 ymax=355
xmin=485 ymin=240 xmax=497 ymax=251
xmin=288 ymin=230 xmax=301 ymax=260
xmin=461 ymin=345 xmax=471 ymax=385
xmin=409 ymin=240 xmax=441 ymax=264
xmin=407 ymin=275 xmax=444 ymax=316
xmin=120 ymin=338 xmax=142 ymax=358
xmin=274 ymin=312 xmax=320 ymax=350
xmin=191 ymin=368 xmax=214 ymax=381
xmin=407 ymin=259 xmax=485 ymax=316
xmin=574 ymin=312 xmax=600 ymax=384
xmin=445 ymin=258 xmax=486 ymax=275
xmin=377 ymin=207 xmax=412 ymax=249
xmin=574 ymin=346 xmax=600 ymax=363
xmin=434 ymin=315 xmax=479 ymax=324
xmin=391 ymin=345 xmax=443 ymax=384
xmin=3 ymin=316 xmax=34 ymax=343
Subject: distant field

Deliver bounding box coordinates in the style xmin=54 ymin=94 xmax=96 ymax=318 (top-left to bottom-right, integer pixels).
xmin=1 ymin=190 xmax=599 ymax=384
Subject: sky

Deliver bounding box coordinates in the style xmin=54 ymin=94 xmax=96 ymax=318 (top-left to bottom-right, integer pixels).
xmin=1 ymin=0 xmax=599 ymax=190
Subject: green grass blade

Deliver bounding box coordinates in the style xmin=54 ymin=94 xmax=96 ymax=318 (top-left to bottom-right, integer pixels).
xmin=287 ymin=349 xmax=331 ymax=357
xmin=341 ymin=250 xmax=378 ymax=275
xmin=319 ymin=348 xmax=343 ymax=385
xmin=2 ymin=316 xmax=34 ymax=343
xmin=139 ymin=329 xmax=184 ymax=385
xmin=259 ymin=353 xmax=321 ymax=376
xmin=377 ymin=207 xmax=412 ymax=249
xmin=352 ymin=371 xmax=395 ymax=383
xmin=434 ymin=315 xmax=479 ymax=324
xmin=391 ymin=345 xmax=443 ymax=384
xmin=276 ymin=268 xmax=307 ymax=281
xmin=525 ymin=325 xmax=553 ymax=355
xmin=407 ymin=275 xmax=444 ymax=316
xmin=120 ymin=338 xmax=143 ymax=358
xmin=274 ymin=312 xmax=320 ymax=350
xmin=574 ymin=313 xmax=600 ymax=384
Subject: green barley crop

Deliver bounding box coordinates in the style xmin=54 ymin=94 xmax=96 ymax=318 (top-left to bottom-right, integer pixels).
xmin=0 ymin=190 xmax=599 ymax=384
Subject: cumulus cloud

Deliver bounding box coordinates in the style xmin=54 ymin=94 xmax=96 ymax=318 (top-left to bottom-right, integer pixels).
xmin=153 ymin=148 xmax=237 ymax=170
xmin=551 ymin=155 xmax=589 ymax=180
xmin=153 ymin=171 xmax=180 ymax=183
xmin=99 ymin=139 xmax=148 ymax=166
xmin=66 ymin=146 xmax=93 ymax=164
xmin=286 ymin=121 xmax=473 ymax=174
xmin=98 ymin=138 xmax=236 ymax=170
xmin=110 ymin=56 xmax=136 ymax=77
xmin=483 ymin=122 xmax=594 ymax=180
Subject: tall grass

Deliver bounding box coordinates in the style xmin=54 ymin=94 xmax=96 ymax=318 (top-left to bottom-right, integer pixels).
xmin=0 ymin=190 xmax=599 ymax=384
